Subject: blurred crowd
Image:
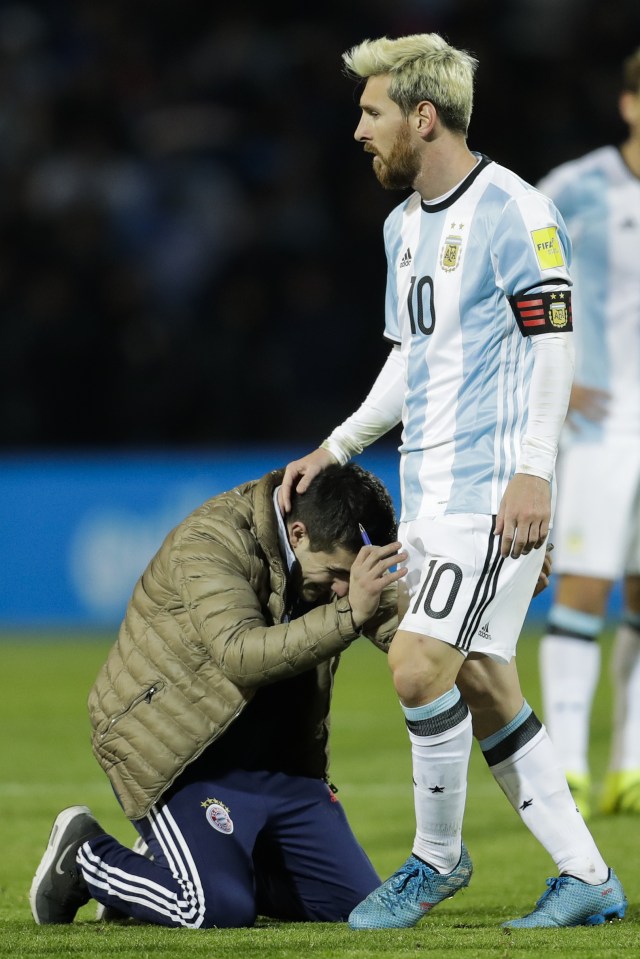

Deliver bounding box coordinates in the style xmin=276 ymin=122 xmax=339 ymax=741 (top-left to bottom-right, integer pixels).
xmin=0 ymin=0 xmax=638 ymax=447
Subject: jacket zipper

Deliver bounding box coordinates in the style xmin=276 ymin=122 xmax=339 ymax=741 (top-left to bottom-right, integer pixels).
xmin=101 ymin=681 xmax=164 ymax=738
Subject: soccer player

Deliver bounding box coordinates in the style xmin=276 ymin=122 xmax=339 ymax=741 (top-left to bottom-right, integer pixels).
xmin=282 ymin=33 xmax=626 ymax=929
xmin=29 ymin=464 xmax=408 ymax=928
xmin=537 ymin=47 xmax=640 ymax=819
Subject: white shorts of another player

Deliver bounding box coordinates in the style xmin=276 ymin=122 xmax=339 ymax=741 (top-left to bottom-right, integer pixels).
xmin=397 ymin=513 xmax=546 ymax=664
xmin=554 ymin=436 xmax=640 ymax=579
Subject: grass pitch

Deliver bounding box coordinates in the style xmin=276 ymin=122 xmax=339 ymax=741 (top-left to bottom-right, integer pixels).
xmin=1 ymin=626 xmax=638 ymax=958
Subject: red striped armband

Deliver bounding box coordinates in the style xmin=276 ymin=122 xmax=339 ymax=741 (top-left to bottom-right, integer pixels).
xmin=508 ymin=290 xmax=573 ymax=336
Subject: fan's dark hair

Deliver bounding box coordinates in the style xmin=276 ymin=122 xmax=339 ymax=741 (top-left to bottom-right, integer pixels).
xmin=288 ymin=463 xmax=397 ymax=553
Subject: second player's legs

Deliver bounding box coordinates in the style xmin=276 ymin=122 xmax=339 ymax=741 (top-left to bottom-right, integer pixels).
xmin=540 ymin=574 xmax=611 ymax=784
xmin=602 ymin=574 xmax=640 ymax=811
xmin=541 ymin=437 xmax=640 ymax=813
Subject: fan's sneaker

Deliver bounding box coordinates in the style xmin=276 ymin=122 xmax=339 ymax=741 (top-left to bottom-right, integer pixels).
xmin=96 ymin=836 xmax=152 ymax=921
xmin=503 ymin=870 xmax=627 ymax=928
xmin=30 ymin=805 xmax=105 ymax=924
xmin=348 ymin=845 xmax=472 ymax=929
xmin=600 ymin=770 xmax=640 ymax=815
xmin=565 ymin=771 xmax=591 ymax=820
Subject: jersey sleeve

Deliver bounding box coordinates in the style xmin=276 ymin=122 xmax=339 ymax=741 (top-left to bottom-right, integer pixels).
xmin=491 ymin=190 xmax=572 ymax=299
xmin=492 ymin=191 xmax=574 ymax=337
xmin=383 ymin=212 xmax=402 ymax=345
xmin=321 ymin=346 xmax=404 ymax=463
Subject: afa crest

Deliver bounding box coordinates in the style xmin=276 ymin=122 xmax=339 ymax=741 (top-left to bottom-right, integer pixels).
xmin=548 ymin=299 xmax=569 ymax=328
xmin=441 ymin=234 xmax=462 ymax=272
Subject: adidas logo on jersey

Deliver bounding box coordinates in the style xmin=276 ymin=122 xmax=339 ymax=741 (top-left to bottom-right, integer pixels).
xmin=478 ymin=622 xmax=491 ymax=641
xmin=399 ymin=247 xmax=412 ymax=268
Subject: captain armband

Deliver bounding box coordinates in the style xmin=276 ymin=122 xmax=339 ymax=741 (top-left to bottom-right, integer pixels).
xmin=508 ymin=290 xmax=573 ymax=337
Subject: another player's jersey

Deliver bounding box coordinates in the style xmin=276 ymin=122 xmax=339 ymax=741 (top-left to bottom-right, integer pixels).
xmin=383 ymin=154 xmax=572 ymax=522
xmin=538 ymin=146 xmax=640 ymax=443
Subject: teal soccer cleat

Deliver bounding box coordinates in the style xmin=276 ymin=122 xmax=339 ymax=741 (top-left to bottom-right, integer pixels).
xmin=503 ymin=870 xmax=627 ymax=928
xmin=348 ymin=845 xmax=473 ymax=929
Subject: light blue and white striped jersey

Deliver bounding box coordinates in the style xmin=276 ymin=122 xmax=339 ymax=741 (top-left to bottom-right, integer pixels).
xmin=384 ymin=154 xmax=572 ymax=522
xmin=538 ymin=146 xmax=640 ymax=442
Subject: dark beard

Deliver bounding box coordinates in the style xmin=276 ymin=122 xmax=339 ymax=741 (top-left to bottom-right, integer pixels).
xmin=368 ymin=126 xmax=420 ymax=190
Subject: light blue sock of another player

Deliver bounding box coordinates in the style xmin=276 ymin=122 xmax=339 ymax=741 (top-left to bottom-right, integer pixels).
xmin=609 ymin=613 xmax=640 ymax=771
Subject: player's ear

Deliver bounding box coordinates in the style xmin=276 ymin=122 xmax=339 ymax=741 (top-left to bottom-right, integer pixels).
xmin=416 ymin=100 xmax=436 ymax=137
xmin=288 ymin=521 xmax=308 ymax=549
xmin=619 ymin=89 xmax=639 ymax=127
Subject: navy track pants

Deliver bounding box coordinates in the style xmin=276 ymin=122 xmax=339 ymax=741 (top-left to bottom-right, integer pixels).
xmin=78 ymin=769 xmax=380 ymax=928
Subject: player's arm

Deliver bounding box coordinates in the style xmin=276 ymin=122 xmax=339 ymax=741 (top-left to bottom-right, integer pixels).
xmin=533 ymin=543 xmax=554 ymax=597
xmin=497 ymin=287 xmax=575 ymax=558
xmin=567 ymin=383 xmax=611 ymax=428
xmin=281 ymin=345 xmax=404 ymax=511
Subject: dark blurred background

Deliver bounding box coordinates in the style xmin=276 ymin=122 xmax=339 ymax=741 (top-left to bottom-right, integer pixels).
xmin=1 ymin=0 xmax=639 ymax=450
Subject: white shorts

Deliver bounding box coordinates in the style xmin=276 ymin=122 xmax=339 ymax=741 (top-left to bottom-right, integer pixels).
xmin=554 ymin=437 xmax=640 ymax=579
xmin=397 ymin=513 xmax=546 ymax=664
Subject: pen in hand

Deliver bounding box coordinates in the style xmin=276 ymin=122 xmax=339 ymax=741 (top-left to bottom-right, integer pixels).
xmin=358 ymin=523 xmax=372 ymax=546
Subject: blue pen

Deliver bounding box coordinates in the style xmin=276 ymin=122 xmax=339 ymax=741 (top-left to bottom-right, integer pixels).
xmin=358 ymin=523 xmax=372 ymax=546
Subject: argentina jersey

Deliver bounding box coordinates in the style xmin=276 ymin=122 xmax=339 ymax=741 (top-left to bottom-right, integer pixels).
xmin=384 ymin=154 xmax=572 ymax=522
xmin=538 ymin=146 xmax=640 ymax=443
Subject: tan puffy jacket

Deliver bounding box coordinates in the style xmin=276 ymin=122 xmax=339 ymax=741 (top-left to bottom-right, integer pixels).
xmin=88 ymin=469 xmax=398 ymax=820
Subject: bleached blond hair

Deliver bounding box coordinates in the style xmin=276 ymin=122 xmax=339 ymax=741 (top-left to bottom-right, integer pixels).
xmin=343 ymin=34 xmax=478 ymax=135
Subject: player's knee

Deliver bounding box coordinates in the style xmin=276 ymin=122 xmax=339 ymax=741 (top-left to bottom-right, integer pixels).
xmin=388 ymin=633 xmax=458 ymax=705
xmin=623 ymin=574 xmax=640 ymax=610
xmin=200 ymin=884 xmax=256 ymax=929
xmin=390 ymin=663 xmax=432 ymax=704
xmin=388 ymin=653 xmax=446 ymax=705
xmin=554 ymin=576 xmax=611 ymax=615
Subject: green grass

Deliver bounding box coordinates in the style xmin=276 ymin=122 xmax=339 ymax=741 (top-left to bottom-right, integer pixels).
xmin=1 ymin=628 xmax=638 ymax=958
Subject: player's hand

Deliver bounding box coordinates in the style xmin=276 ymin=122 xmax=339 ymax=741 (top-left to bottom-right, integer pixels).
xmin=281 ymin=448 xmax=337 ymax=512
xmin=532 ymin=543 xmax=554 ymax=597
xmin=567 ymin=384 xmax=610 ymax=428
xmin=495 ymin=473 xmax=551 ymax=559
xmin=349 ymin=542 xmax=408 ymax=628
